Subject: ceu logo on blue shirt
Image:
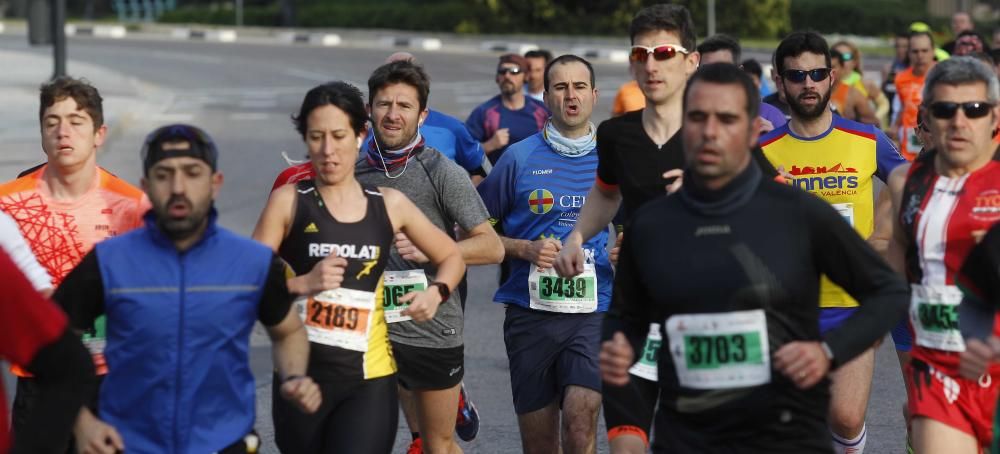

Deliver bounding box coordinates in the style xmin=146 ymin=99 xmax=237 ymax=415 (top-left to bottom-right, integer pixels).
xmin=528 ymin=189 xmax=554 ymax=214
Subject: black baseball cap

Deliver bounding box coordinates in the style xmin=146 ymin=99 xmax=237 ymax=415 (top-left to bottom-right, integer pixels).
xmin=141 ymin=124 xmax=219 ymax=174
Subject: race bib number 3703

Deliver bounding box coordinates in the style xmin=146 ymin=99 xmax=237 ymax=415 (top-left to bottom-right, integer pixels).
xmin=666 ymin=309 xmax=770 ymax=390
xmin=297 ymin=287 xmax=376 ymax=352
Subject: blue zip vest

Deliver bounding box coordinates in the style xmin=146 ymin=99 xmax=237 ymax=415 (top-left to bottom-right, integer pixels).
xmin=94 ymin=211 xmax=273 ymax=453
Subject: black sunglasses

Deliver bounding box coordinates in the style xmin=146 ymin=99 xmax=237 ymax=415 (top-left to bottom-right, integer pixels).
xmin=497 ymin=67 xmax=522 ymax=76
xmin=927 ymin=101 xmax=995 ymax=119
xmin=781 ymin=68 xmax=831 ymax=83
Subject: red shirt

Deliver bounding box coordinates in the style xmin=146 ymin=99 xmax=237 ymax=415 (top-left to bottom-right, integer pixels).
xmin=0 ymin=249 xmax=68 ymax=451
xmin=271 ymin=162 xmax=315 ymax=192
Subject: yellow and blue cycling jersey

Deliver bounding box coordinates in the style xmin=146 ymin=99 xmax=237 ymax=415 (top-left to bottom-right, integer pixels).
xmin=760 ymin=115 xmax=906 ymax=308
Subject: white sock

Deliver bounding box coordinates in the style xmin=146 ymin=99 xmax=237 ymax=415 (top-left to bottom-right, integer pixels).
xmin=831 ymin=424 xmax=867 ymax=454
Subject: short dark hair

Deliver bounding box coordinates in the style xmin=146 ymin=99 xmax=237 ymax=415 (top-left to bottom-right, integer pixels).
xmin=684 ymin=63 xmax=760 ymax=121
xmin=629 ymin=4 xmax=696 ymax=51
xmin=697 ymin=34 xmax=741 ymax=63
xmin=957 ymin=30 xmax=987 ymax=47
xmin=367 ymin=60 xmax=431 ymax=112
xmin=524 ymin=49 xmax=553 ymax=63
xmin=909 ymin=31 xmax=935 ymax=48
xmin=292 ymin=81 xmax=368 ymax=140
xmin=774 ymin=31 xmax=831 ymax=75
xmin=741 ymin=59 xmax=763 ymax=78
xmin=543 ymin=54 xmax=596 ymax=92
xmin=39 ymin=77 xmax=104 ymax=128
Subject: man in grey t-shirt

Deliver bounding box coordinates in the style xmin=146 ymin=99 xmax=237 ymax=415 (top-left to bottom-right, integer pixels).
xmin=356 ymin=60 xmax=504 ymax=454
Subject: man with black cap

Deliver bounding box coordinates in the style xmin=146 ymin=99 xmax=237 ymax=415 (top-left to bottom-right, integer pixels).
xmin=466 ymin=53 xmax=550 ymax=164
xmin=59 ymin=124 xmax=323 ymax=453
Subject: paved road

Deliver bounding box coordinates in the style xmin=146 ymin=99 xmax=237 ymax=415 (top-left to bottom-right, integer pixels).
xmin=0 ymin=33 xmax=907 ymax=453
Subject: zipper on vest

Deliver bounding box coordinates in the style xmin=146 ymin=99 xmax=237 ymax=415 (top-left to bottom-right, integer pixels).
xmin=174 ymin=252 xmax=186 ymax=450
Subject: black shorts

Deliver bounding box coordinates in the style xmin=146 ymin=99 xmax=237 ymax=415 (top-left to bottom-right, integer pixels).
xmin=13 ymin=374 xmax=104 ymax=454
xmin=651 ymin=395 xmax=832 ymax=453
xmin=392 ymin=342 xmax=464 ymax=391
xmin=273 ymin=374 xmax=398 ymax=454
xmin=603 ymin=375 xmax=658 ymax=444
xmin=503 ymin=304 xmax=603 ymax=414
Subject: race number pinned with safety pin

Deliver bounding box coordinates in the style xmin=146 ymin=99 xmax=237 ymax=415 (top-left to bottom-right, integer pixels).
xmin=528 ymin=264 xmax=598 ymax=313
xmin=832 ymin=202 xmax=855 ymax=228
xmin=383 ymin=269 xmax=428 ymax=323
xmin=666 ymin=309 xmax=770 ymax=390
xmin=296 ymin=287 xmax=376 ymax=352
xmin=910 ymin=284 xmax=965 ymax=352
xmin=629 ymin=323 xmax=662 ymax=382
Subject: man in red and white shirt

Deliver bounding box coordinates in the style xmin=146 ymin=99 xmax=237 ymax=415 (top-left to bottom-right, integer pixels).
xmin=886 ymin=57 xmax=1000 ymax=453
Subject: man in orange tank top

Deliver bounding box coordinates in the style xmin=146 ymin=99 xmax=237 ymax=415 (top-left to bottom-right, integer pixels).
xmin=894 ymin=31 xmax=937 ymax=160
xmin=0 ymin=77 xmax=149 ymax=449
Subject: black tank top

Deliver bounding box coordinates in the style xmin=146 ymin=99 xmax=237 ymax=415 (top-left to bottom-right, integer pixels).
xmin=280 ymin=180 xmax=396 ymax=381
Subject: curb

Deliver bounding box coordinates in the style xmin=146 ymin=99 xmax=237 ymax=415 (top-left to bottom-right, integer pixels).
xmin=171 ymin=28 xmax=237 ymax=43
xmin=65 ymin=24 xmax=127 ymax=39
xmin=479 ymin=41 xmax=538 ymax=55
xmin=379 ymin=36 xmax=442 ymax=51
xmin=277 ymin=31 xmax=341 ymax=46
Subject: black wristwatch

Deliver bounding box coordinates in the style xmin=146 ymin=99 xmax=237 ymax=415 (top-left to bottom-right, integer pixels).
xmin=428 ymin=282 xmax=451 ymax=302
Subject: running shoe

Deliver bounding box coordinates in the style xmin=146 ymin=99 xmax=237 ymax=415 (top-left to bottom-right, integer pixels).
xmin=455 ymin=383 xmax=480 ymax=441
xmin=406 ymin=437 xmax=423 ymax=454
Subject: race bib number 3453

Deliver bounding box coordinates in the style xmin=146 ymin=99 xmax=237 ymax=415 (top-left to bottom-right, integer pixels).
xmin=297 ymin=287 xmax=376 ymax=352
xmin=910 ymin=284 xmax=965 ymax=352
xmin=666 ymin=309 xmax=770 ymax=390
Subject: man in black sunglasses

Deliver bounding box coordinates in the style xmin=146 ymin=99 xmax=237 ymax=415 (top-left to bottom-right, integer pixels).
xmin=760 ymin=30 xmax=908 ymax=454
xmin=466 ymin=54 xmax=549 ymax=164
xmin=883 ymin=56 xmax=1000 ymax=454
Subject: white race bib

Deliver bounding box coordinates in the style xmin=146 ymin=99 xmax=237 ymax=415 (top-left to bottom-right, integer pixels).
xmin=832 ymin=202 xmax=855 ymax=228
xmin=666 ymin=309 xmax=770 ymax=390
xmin=910 ymin=284 xmax=965 ymax=352
xmin=629 ymin=323 xmax=662 ymax=382
xmin=528 ymin=264 xmax=598 ymax=313
xmin=297 ymin=287 xmax=376 ymax=352
xmin=382 ymin=269 xmax=428 ymax=323
xmin=906 ymin=127 xmax=921 ymax=151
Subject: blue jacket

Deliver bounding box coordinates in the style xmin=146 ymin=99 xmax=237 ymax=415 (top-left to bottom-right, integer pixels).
xmin=94 ymin=211 xmax=273 ymax=453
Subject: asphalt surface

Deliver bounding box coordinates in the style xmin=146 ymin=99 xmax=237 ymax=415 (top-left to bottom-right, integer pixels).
xmin=0 ymin=32 xmax=907 ymax=453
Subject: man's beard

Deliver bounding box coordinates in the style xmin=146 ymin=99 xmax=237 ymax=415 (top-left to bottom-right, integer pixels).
xmin=156 ymin=196 xmax=211 ymax=241
xmin=786 ymin=86 xmax=832 ymax=120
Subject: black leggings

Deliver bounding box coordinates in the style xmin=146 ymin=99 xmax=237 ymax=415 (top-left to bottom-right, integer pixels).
xmin=273 ymin=374 xmax=399 ymax=454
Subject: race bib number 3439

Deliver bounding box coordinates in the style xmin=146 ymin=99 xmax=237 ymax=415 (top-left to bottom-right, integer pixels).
xmin=666 ymin=309 xmax=770 ymax=390
xmin=297 ymin=287 xmax=376 ymax=352
xmin=528 ymin=264 xmax=598 ymax=313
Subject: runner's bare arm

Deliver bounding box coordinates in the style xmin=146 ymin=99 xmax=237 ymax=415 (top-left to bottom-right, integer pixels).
xmin=884 ymin=163 xmax=911 ymax=275
xmin=868 ymin=187 xmax=894 ymax=256
xmin=252 ymin=183 xmax=296 ymax=251
xmin=267 ymin=308 xmax=321 ymax=413
xmin=500 ymin=236 xmax=562 ymax=268
xmin=382 ymin=188 xmax=465 ymax=321
xmin=555 ymin=182 xmax=621 ymax=277
xmin=851 ymin=87 xmax=879 ymax=125
xmin=456 ymin=221 xmax=505 ymax=265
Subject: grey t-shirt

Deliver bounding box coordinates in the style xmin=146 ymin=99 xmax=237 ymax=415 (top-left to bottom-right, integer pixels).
xmin=356 ymin=146 xmax=489 ymax=349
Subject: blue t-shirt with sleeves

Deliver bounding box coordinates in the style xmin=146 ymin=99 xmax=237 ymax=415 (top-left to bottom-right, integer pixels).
xmin=477 ymin=133 xmax=613 ymax=312
xmin=465 ymin=95 xmax=549 ymax=165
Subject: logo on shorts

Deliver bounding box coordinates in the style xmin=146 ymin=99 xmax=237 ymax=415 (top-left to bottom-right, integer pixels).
xmin=449 ymin=366 xmax=462 ymax=376
xmin=528 ymin=189 xmax=554 ymax=215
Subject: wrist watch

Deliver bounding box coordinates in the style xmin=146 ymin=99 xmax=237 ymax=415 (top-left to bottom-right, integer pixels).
xmin=428 ymin=282 xmax=451 ymax=302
